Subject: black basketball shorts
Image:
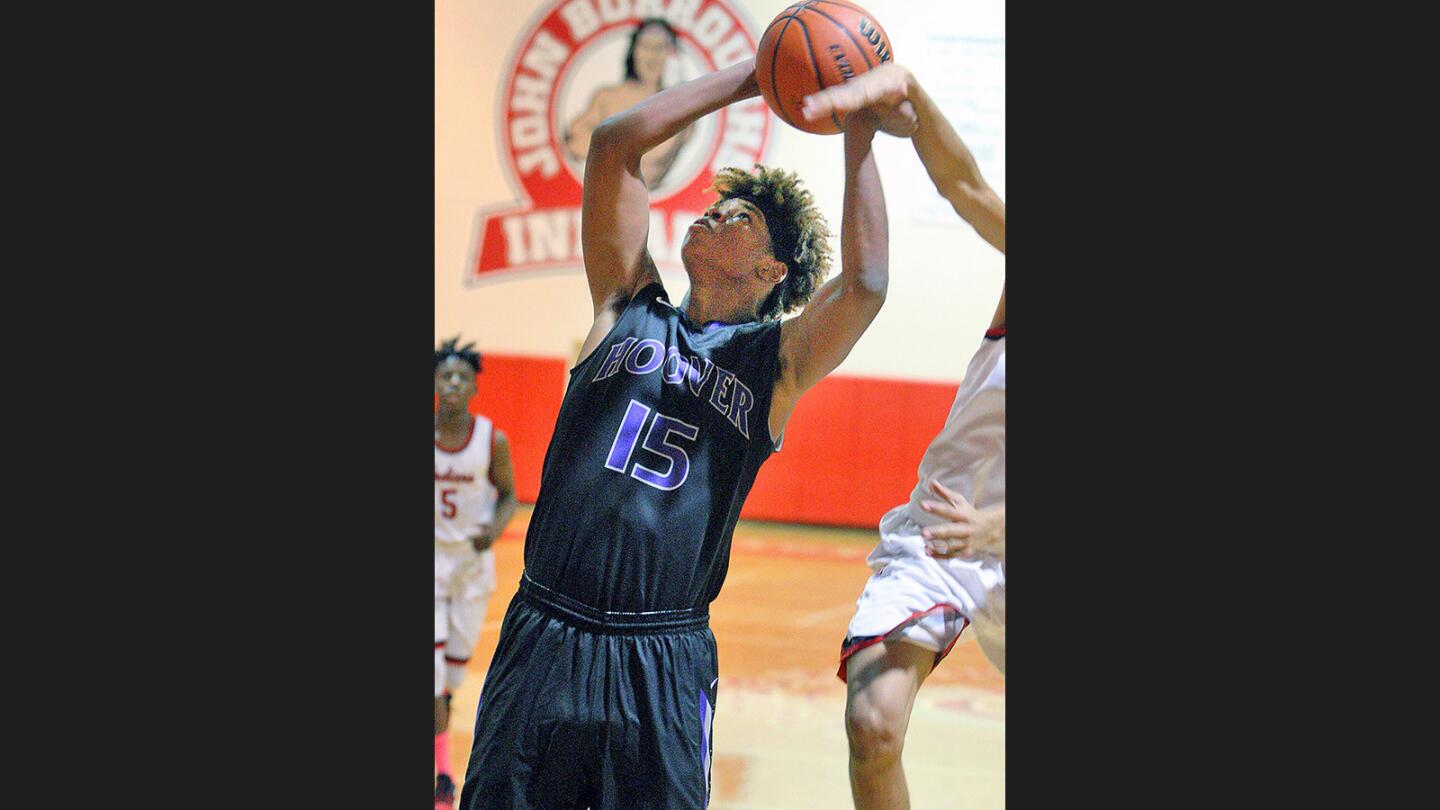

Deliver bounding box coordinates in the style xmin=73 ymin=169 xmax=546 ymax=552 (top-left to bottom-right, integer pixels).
xmin=461 ymin=574 xmax=719 ymax=810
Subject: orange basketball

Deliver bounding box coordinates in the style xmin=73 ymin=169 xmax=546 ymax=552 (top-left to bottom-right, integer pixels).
xmin=755 ymin=0 xmax=896 ymax=135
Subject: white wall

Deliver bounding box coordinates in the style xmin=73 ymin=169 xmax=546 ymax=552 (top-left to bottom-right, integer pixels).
xmin=436 ymin=0 xmax=1005 ymax=382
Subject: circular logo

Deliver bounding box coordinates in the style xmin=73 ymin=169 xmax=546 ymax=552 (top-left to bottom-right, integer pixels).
xmin=474 ymin=0 xmax=773 ymax=280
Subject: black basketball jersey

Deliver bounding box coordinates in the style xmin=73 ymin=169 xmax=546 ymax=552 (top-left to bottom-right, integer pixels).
xmin=523 ymin=282 xmax=783 ymax=613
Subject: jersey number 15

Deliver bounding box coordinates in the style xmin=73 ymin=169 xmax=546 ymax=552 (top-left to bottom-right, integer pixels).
xmin=605 ymin=399 xmax=699 ymax=491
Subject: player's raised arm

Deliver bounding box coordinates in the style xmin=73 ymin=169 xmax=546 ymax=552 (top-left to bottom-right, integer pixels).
xmin=802 ymin=63 xmax=1005 ymax=255
xmin=767 ymin=110 xmax=893 ymax=439
xmin=580 ymin=59 xmax=760 ymax=317
xmin=803 ymin=63 xmax=1005 ymax=330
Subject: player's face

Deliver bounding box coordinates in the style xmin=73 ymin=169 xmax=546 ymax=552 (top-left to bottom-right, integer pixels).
xmin=435 ymin=357 xmax=477 ymax=411
xmin=632 ymin=26 xmax=673 ymax=85
xmin=681 ymin=198 xmax=775 ymax=280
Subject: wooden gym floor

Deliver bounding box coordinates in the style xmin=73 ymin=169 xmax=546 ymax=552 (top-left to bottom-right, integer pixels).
xmin=446 ymin=506 xmax=1004 ymax=809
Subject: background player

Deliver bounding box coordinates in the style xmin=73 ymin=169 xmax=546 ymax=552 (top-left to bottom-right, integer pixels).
xmin=434 ymin=336 xmax=517 ymax=810
xmin=802 ymin=63 xmax=1007 ymax=810
xmin=461 ymin=55 xmax=914 ymax=809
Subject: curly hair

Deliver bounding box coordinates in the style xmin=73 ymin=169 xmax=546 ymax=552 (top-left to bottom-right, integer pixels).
xmin=434 ymin=335 xmax=482 ymax=374
xmin=709 ymin=164 xmax=833 ymax=320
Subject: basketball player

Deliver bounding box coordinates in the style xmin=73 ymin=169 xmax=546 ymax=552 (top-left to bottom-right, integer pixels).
xmin=565 ymin=18 xmax=690 ymax=190
xmin=460 ymin=57 xmax=915 ymax=809
xmin=434 ymin=336 xmax=517 ymax=810
xmin=802 ymin=63 xmax=1007 ymax=810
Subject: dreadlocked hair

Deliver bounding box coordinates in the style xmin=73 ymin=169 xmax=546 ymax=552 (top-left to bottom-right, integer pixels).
xmin=434 ymin=335 xmax=482 ymax=373
xmin=709 ymin=164 xmax=833 ymax=320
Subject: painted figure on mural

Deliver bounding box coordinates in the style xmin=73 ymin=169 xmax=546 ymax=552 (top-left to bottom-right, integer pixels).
xmin=564 ymin=17 xmax=692 ymax=190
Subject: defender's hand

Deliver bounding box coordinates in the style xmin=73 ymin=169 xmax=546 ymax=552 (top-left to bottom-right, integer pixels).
xmin=919 ymin=479 xmax=1004 ymax=558
xmin=802 ymin=63 xmax=918 ymax=138
xmin=471 ymin=525 xmax=496 ymax=552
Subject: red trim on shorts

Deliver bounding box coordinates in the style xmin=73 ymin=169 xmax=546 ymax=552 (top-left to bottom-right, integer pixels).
xmin=435 ymin=641 xmax=446 ymax=649
xmin=836 ymin=604 xmax=970 ymax=683
xmin=434 ymin=415 xmax=476 ymax=453
xmin=936 ymin=621 xmax=968 ymax=661
xmin=443 ymin=655 xmax=470 ymax=665
xmin=984 ymin=326 xmax=1006 ymax=339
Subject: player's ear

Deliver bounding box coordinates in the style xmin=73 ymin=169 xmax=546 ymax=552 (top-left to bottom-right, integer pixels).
xmin=757 ymin=257 xmax=788 ymax=286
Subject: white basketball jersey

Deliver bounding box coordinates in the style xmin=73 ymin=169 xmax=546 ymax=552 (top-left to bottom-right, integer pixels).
xmin=899 ymin=332 xmax=1005 ymax=529
xmin=435 ymin=415 xmax=499 ymax=544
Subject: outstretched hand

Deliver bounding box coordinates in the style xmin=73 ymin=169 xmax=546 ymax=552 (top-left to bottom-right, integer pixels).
xmin=919 ymin=479 xmax=1005 ymax=559
xmin=802 ymin=63 xmax=918 ymax=138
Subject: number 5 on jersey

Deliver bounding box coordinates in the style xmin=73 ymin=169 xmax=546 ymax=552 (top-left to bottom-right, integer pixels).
xmin=605 ymin=399 xmax=700 ymax=491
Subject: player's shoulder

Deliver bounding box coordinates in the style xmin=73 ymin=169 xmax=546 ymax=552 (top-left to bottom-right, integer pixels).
xmin=470 ymin=412 xmax=495 ymax=435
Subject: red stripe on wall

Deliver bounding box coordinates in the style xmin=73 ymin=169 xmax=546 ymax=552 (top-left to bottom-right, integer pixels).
xmin=743 ymin=374 xmax=956 ymax=527
xmin=437 ymin=354 xmax=958 ymax=528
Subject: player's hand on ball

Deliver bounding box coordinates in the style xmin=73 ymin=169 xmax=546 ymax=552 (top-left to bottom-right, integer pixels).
xmin=919 ymin=479 xmax=1005 ymax=559
xmin=801 ymin=63 xmax=918 ymax=138
xmin=803 ymin=63 xmax=913 ymax=116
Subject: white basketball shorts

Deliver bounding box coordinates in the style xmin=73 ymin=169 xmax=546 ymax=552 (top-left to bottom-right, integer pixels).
xmin=434 ymin=541 xmax=496 ymax=696
xmin=839 ymin=506 xmax=1004 ymax=681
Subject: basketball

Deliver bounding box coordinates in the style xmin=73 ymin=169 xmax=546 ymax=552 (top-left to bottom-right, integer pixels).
xmin=755 ymin=0 xmax=896 ymax=135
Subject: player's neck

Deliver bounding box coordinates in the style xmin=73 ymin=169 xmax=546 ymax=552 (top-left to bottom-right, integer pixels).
xmin=435 ymin=409 xmax=471 ymax=434
xmin=681 ymin=282 xmax=759 ymax=327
